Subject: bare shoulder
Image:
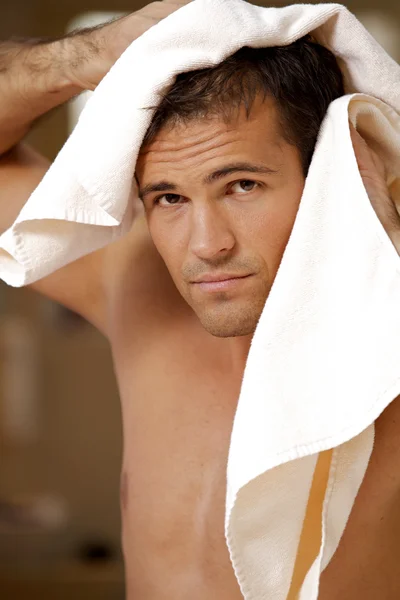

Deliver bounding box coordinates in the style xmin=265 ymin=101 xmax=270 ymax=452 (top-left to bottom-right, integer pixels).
xmin=103 ymin=209 xmax=194 ymax=342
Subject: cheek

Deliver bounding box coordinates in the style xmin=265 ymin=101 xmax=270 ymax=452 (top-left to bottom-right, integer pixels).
xmin=250 ymin=188 xmax=302 ymax=268
xmin=148 ymin=217 xmax=185 ymax=278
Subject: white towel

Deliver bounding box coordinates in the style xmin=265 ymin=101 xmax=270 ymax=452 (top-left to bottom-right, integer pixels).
xmin=2 ymin=0 xmax=400 ymax=597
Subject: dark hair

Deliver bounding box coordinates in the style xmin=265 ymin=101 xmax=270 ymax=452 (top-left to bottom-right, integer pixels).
xmin=141 ymin=35 xmax=345 ymax=176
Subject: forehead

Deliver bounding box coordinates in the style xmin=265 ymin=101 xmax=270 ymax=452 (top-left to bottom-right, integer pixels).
xmin=136 ymin=96 xmax=284 ymax=177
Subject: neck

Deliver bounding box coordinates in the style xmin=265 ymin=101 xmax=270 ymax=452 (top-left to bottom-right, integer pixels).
xmin=227 ymin=332 xmax=254 ymax=373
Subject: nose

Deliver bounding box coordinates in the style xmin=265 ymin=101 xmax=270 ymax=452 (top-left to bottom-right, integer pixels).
xmin=188 ymin=202 xmax=235 ymax=261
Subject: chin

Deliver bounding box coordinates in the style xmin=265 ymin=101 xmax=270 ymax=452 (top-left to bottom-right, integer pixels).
xmin=183 ymin=284 xmax=269 ymax=338
xmin=197 ymin=310 xmax=260 ymax=338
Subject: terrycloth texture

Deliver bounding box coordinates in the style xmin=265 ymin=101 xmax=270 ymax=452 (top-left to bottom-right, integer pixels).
xmin=2 ymin=0 xmax=400 ymax=597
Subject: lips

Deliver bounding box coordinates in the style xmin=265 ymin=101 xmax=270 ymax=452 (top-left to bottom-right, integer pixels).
xmin=192 ymin=274 xmax=252 ymax=292
xmin=191 ymin=273 xmax=251 ymax=284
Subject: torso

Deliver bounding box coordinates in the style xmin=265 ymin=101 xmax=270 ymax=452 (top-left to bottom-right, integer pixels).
xmin=318 ymin=395 xmax=400 ymax=599
xmin=104 ymin=213 xmax=400 ymax=599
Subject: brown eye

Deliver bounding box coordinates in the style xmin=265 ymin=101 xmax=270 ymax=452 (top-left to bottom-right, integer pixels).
xmin=154 ymin=193 xmax=183 ymax=206
xmin=164 ymin=194 xmax=181 ymax=204
xmin=231 ymin=180 xmax=258 ymax=194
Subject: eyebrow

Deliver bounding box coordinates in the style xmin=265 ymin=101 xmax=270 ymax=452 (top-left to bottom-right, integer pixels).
xmin=138 ymin=162 xmax=279 ymax=200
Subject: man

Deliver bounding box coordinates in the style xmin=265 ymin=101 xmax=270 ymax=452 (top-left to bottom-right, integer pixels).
xmin=1 ymin=1 xmax=400 ymax=598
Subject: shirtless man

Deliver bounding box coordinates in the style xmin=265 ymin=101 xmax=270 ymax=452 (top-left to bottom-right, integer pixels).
xmin=1 ymin=1 xmax=400 ymax=598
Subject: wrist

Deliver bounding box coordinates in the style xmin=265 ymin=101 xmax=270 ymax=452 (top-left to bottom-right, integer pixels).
xmin=8 ymin=41 xmax=84 ymax=113
xmin=0 ymin=39 xmax=85 ymax=154
xmin=58 ymin=31 xmax=109 ymax=92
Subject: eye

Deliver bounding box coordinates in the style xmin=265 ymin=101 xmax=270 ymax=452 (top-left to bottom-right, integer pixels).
xmin=230 ymin=180 xmax=260 ymax=194
xmin=151 ymin=179 xmax=261 ymax=207
xmin=153 ymin=193 xmax=184 ymax=207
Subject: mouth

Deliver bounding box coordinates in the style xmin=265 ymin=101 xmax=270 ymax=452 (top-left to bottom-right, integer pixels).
xmin=191 ymin=274 xmax=253 ymax=293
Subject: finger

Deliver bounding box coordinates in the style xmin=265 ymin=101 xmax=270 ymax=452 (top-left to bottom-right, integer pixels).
xmin=350 ymin=124 xmax=386 ymax=180
xmin=350 ymin=124 xmax=400 ymax=236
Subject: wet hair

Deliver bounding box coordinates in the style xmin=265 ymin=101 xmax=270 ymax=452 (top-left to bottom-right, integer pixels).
xmin=141 ymin=35 xmax=345 ymax=176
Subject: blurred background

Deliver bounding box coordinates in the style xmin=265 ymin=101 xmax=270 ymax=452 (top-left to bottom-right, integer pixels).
xmin=0 ymin=0 xmax=399 ymax=598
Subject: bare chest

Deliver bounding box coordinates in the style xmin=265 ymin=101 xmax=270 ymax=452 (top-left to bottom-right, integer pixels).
xmin=116 ymin=337 xmax=400 ymax=599
xmin=113 ymin=328 xmax=244 ymax=598
xmin=106 ymin=230 xmax=400 ymax=597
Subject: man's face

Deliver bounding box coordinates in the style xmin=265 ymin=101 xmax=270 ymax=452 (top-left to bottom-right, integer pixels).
xmin=136 ymin=96 xmax=305 ymax=338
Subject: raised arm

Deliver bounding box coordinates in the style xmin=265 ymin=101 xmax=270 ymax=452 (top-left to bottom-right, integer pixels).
xmin=0 ymin=0 xmax=190 ymax=333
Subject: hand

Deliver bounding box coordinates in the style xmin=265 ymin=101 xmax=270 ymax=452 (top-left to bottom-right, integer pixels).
xmin=64 ymin=0 xmax=192 ymax=91
xmin=350 ymin=122 xmax=400 ymax=255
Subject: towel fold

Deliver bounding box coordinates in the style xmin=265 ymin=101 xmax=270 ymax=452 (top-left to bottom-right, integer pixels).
xmin=2 ymin=1 xmax=400 ymax=597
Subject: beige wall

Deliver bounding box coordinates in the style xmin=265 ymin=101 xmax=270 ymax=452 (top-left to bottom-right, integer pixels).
xmin=0 ymin=0 xmax=399 ymax=574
